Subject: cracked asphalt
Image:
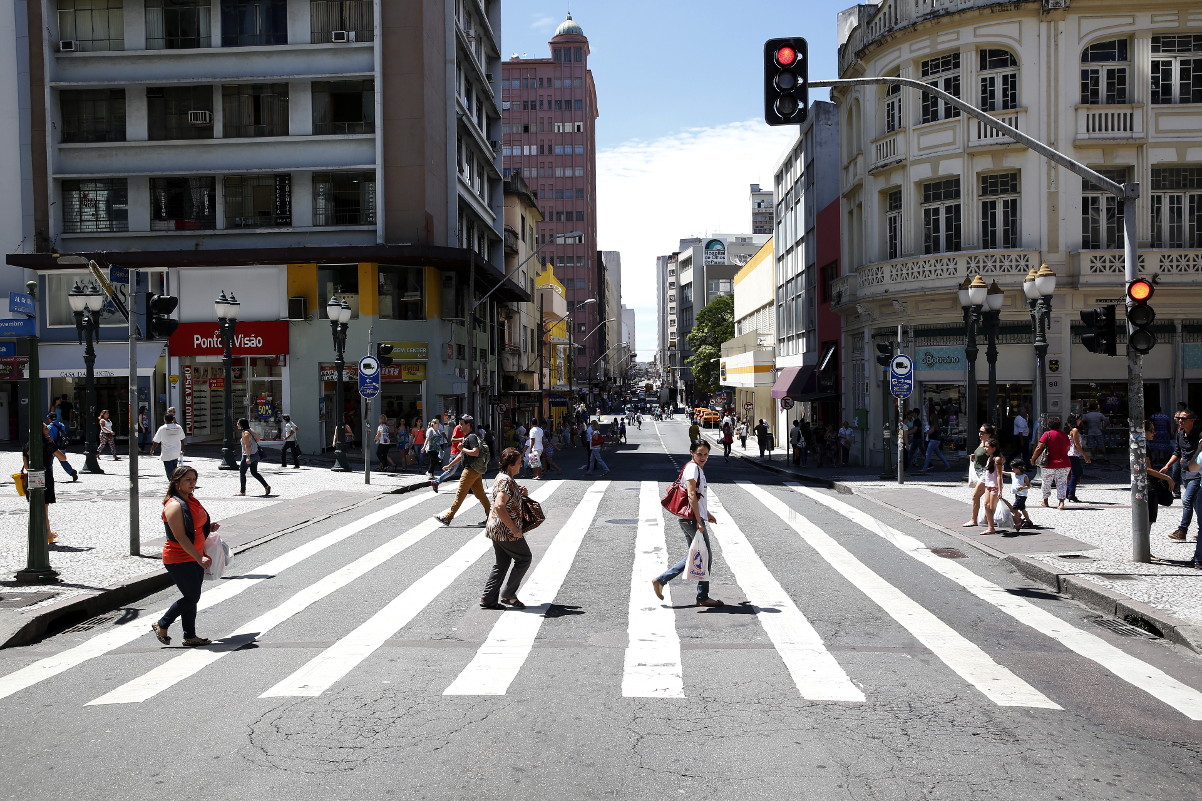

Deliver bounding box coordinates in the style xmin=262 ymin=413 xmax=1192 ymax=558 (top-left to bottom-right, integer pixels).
xmin=0 ymin=420 xmax=1199 ymax=801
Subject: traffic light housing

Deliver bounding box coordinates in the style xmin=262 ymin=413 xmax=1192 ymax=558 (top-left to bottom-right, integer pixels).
xmin=374 ymin=342 xmax=394 ymax=368
xmin=147 ymin=294 xmax=179 ymax=338
xmin=875 ymin=343 xmax=892 ymax=367
xmin=1126 ymin=279 xmax=1156 ymax=355
xmin=1079 ymin=306 xmax=1117 ymax=356
xmin=764 ymin=38 xmax=808 ymax=126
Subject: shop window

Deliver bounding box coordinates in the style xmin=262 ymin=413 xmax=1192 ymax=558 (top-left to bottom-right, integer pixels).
xmin=147 ymin=85 xmax=214 ymax=141
xmin=222 ymin=83 xmax=289 ymax=137
xmin=313 ymin=172 xmax=376 ymax=226
xmin=220 ymin=0 xmax=287 ymax=46
xmin=151 ymin=176 xmax=216 ymax=230
xmin=312 ymin=80 xmax=375 ymax=134
xmin=58 ymin=0 xmax=124 ymax=51
xmin=310 ymin=0 xmax=373 ymax=43
xmin=62 ymin=178 xmax=128 ymax=233
xmin=223 ymin=174 xmax=291 ymax=228
xmin=378 ymin=265 xmax=425 ymax=321
xmin=146 ymin=0 xmax=212 ymax=49
xmin=60 ymin=89 xmax=126 ymax=143
xmin=318 ymin=263 xmax=360 ymax=319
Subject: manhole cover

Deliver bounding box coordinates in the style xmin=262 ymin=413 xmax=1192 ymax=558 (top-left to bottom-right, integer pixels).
xmin=0 ymin=592 xmax=58 ymax=609
xmin=61 ymin=614 xmax=116 ymax=633
xmin=605 ymin=519 xmax=639 ymax=525
xmin=930 ymin=547 xmax=967 ymax=559
xmin=1087 ymin=615 xmax=1158 ymax=638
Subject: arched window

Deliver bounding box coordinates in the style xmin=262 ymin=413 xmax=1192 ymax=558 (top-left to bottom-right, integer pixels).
xmin=978 ymin=49 xmax=1018 ymax=112
xmin=884 ymin=81 xmax=902 ymax=133
xmin=1081 ymin=39 xmax=1129 ymax=105
xmin=920 ymin=53 xmax=960 ymax=123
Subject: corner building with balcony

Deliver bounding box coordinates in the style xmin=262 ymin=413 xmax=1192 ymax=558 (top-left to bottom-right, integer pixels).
xmin=6 ymin=0 xmax=527 ymax=454
xmin=832 ymin=0 xmax=1202 ymax=467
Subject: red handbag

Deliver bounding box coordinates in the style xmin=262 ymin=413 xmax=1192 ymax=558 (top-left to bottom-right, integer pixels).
xmin=660 ymin=464 xmax=694 ymax=519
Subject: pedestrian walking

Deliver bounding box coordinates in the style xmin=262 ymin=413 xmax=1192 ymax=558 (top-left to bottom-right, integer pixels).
xmin=754 ymin=419 xmax=771 ymax=458
xmin=838 ymin=421 xmax=856 ymax=466
xmin=1013 ymin=407 xmax=1030 ymax=461
xmin=97 ymin=409 xmax=120 ymax=459
xmin=434 ymin=416 xmax=490 ymax=526
xmin=651 ymin=440 xmax=722 ymax=608
xmin=587 ymin=421 xmax=611 ymax=475
xmin=151 ymin=466 xmax=217 ymax=648
xmin=720 ymin=421 xmax=733 ymax=461
xmin=423 ymin=418 xmax=446 ymax=479
xmin=44 ymin=414 xmax=79 ymax=481
xmin=137 ymin=405 xmax=151 ymax=453
xmin=919 ymin=423 xmax=951 ymax=471
xmin=1143 ymin=419 xmax=1175 ymax=529
xmin=1081 ymin=402 xmax=1108 ymax=461
xmin=395 ymin=419 xmax=412 ymax=470
xmin=479 ymin=447 xmax=533 ymax=610
xmin=736 ymin=419 xmax=748 ymax=450
xmin=411 ymin=418 xmax=425 ymax=469
xmin=235 ymin=418 xmax=271 ymax=497
xmin=963 ymin=424 xmax=996 ymax=527
xmin=1162 ymin=407 xmax=1200 ymax=542
xmin=1065 ymin=413 xmax=1091 ymax=503
xmin=21 ymin=425 xmax=60 ymax=544
xmin=280 ymin=414 xmax=301 ymax=468
xmin=980 ymin=439 xmax=1005 ymax=535
xmin=688 ymin=420 xmax=700 ymax=443
xmin=374 ymin=415 xmax=397 ymax=472
xmin=430 ymin=414 xmax=469 ymax=491
xmin=790 ymin=420 xmax=805 ymax=466
xmin=150 ymin=413 xmax=187 ymax=479
xmin=1005 ymin=460 xmax=1033 ymax=530
xmin=1031 ymin=415 xmax=1071 ymax=509
xmin=526 ymin=419 xmax=546 ymax=480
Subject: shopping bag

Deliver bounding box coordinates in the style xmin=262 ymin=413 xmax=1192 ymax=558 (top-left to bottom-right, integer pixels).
xmin=967 ymin=463 xmax=977 ymax=488
xmin=12 ymin=472 xmax=27 ymax=497
xmin=526 ymin=451 xmax=542 ymax=469
xmin=203 ymin=532 xmax=233 ymax=581
xmin=684 ymin=527 xmax=710 ymax=582
xmin=992 ymin=499 xmax=1013 ymax=529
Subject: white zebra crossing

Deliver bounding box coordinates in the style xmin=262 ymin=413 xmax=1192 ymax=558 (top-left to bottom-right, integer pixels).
xmin=790 ymin=484 xmax=1202 ymax=721
xmin=621 ymin=481 xmax=684 ymax=698
xmin=739 ymin=481 xmax=1059 ymax=709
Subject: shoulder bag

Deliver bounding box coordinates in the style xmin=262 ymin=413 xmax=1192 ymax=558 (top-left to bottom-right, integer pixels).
xmin=515 ymin=481 xmax=545 ymax=532
xmin=660 ymin=464 xmax=693 ymax=519
xmin=1149 ymin=475 xmax=1174 ymax=507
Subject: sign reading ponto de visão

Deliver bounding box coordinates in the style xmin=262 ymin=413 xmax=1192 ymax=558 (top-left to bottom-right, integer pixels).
xmin=168 ymin=321 xmax=289 ymax=356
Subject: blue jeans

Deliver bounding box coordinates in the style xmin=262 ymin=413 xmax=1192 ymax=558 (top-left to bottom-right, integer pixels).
xmin=1178 ymin=474 xmax=1201 ymax=533
xmin=588 ymin=447 xmax=609 ymax=472
xmin=1067 ymin=456 xmax=1085 ymax=498
xmin=159 ymin=561 xmax=204 ymax=639
xmin=53 ymin=456 xmax=78 ymax=480
xmin=162 ymin=458 xmax=178 ymax=479
xmin=436 ymin=456 xmax=462 ymax=485
xmin=921 ymin=440 xmax=950 ymax=470
xmin=655 ymin=518 xmax=712 ymax=602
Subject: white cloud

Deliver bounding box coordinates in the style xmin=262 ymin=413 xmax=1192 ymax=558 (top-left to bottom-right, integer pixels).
xmin=529 ymin=14 xmax=556 ymax=32
xmin=597 ymin=120 xmax=798 ymax=360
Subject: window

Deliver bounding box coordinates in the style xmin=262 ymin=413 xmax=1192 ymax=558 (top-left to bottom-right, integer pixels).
xmin=312 ymin=80 xmax=374 ymax=134
xmin=60 ymin=89 xmax=125 ymax=143
xmin=147 ymin=86 xmax=214 ymax=140
xmin=62 ymin=179 xmax=128 ymax=233
xmin=706 ymin=279 xmax=732 ymax=297
xmin=222 ymin=83 xmax=288 ymax=137
xmin=1082 ymin=167 xmax=1129 ymax=250
xmin=980 ymin=172 xmax=1020 ymax=249
xmin=1151 ymin=35 xmax=1202 ymax=105
xmin=884 ymin=82 xmax=901 ymax=133
xmin=378 ymin=265 xmax=425 ymax=320
xmin=309 ymin=0 xmax=373 ymax=43
xmin=921 ymin=178 xmax=962 ymax=254
xmin=978 ymin=49 xmax=1018 ymax=112
xmin=313 ymin=172 xmax=376 ymax=226
xmin=318 ymin=264 xmax=360 ymax=319
xmin=58 ymin=0 xmax=124 ymax=51
xmin=220 ymin=0 xmax=286 ymax=47
xmin=146 ymin=0 xmax=212 ymax=49
xmin=885 ymin=189 xmax=902 ymax=259
xmin=920 ymin=53 xmax=960 ymax=124
xmin=1150 ymin=167 xmax=1202 ymax=248
xmin=223 ymin=174 xmax=291 ymax=228
xmin=150 ymin=176 xmax=216 ymax=230
xmin=819 ymin=262 xmax=839 ymax=304
xmin=1081 ymin=39 xmax=1129 ymax=105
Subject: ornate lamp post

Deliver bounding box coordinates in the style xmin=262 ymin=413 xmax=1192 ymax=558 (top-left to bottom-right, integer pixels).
xmin=957 ymin=274 xmax=987 ymax=434
xmin=982 ymin=280 xmax=1005 ymax=427
xmin=327 ymin=295 xmax=353 ymax=472
xmin=68 ymin=279 xmax=106 ymax=474
xmin=1024 ymin=264 xmax=1057 ymax=435
xmin=215 ymin=291 xmax=240 ymax=469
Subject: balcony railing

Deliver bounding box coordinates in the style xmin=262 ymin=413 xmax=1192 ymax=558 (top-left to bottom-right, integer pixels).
xmin=1070 ymin=250 xmax=1202 ymax=286
xmin=870 ymin=129 xmax=905 ymax=171
xmin=834 ymin=249 xmax=1040 ymax=305
xmin=969 ymin=108 xmax=1025 ymax=147
xmin=1074 ymin=105 xmax=1144 ymax=143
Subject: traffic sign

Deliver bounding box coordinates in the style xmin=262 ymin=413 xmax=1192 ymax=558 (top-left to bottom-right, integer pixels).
xmin=889 ymin=354 xmax=913 ymax=378
xmin=108 ymin=266 xmax=129 ymax=285
xmin=781 ymin=397 xmax=795 ymax=410
xmin=357 ymin=355 xmax=381 ymax=399
xmin=8 ymin=292 xmax=34 ymax=317
xmin=743 ymin=401 xmax=754 ymax=411
xmin=889 ymin=353 xmax=914 ymax=399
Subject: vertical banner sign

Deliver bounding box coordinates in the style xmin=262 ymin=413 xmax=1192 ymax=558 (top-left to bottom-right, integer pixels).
xmin=183 ymin=365 xmax=195 ymax=435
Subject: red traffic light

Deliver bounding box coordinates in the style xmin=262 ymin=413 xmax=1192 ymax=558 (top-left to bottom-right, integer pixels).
xmin=1127 ymin=279 xmax=1154 ymax=302
xmin=774 ymin=46 xmax=797 ymax=67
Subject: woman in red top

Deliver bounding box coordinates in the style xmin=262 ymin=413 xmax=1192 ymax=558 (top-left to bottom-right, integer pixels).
xmin=1031 ymin=415 xmax=1072 ymax=510
xmin=151 ymin=466 xmax=218 ymax=647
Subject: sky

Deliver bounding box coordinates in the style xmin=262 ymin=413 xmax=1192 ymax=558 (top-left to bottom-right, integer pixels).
xmin=500 ymin=0 xmax=858 ymax=359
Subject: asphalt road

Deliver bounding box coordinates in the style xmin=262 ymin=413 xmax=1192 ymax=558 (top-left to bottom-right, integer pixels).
xmin=0 ymin=419 xmax=1199 ymax=801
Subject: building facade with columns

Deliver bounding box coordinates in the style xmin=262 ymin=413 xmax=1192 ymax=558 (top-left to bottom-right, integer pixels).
xmin=832 ymin=0 xmax=1202 ymax=466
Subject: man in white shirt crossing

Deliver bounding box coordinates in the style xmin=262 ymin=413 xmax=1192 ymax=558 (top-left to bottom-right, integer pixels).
xmin=150 ymin=413 xmax=187 ymax=479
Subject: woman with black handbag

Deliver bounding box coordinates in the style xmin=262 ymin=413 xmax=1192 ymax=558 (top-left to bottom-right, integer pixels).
xmin=479 ymin=447 xmax=533 ymax=610
xmin=1144 ymin=419 xmax=1175 ymax=525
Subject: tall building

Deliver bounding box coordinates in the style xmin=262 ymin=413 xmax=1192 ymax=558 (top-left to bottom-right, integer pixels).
xmin=750 ymin=183 xmax=774 ymax=234
xmin=832 ymin=0 xmax=1202 ymax=466
xmin=500 ymin=13 xmax=602 ymax=385
xmin=5 ymin=0 xmax=523 ymax=454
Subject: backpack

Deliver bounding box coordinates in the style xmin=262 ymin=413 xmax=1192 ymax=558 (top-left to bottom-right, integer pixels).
xmin=591 ymin=430 xmax=604 ymax=447
xmin=464 ymin=433 xmax=490 ymax=473
xmin=48 ymin=420 xmax=69 ymax=449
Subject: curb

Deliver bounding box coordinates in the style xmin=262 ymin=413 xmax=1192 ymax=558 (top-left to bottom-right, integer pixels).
xmin=0 ymin=479 xmax=429 ymax=650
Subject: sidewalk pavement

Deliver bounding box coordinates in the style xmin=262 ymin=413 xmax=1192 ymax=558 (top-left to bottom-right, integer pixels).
xmin=0 ymin=443 xmax=431 ymax=647
xmin=704 ymin=433 xmax=1202 ymax=655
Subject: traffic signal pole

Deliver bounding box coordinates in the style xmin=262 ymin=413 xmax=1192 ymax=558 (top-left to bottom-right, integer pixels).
xmin=805 ymin=74 xmax=1150 ymax=561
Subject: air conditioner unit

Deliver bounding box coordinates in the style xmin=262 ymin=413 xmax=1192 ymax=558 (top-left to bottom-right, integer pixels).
xmin=287 ymin=297 xmax=308 ymax=321
xmin=187 ymin=110 xmax=212 ymax=126
xmin=330 ymin=30 xmax=353 ymax=43
xmin=489 ymin=140 xmax=500 ymax=151
xmin=58 ymin=40 xmax=76 ymax=52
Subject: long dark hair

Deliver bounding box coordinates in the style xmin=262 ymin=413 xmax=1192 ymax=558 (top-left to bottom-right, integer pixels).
xmin=164 ymin=465 xmax=198 ymax=503
xmin=985 ymin=438 xmax=1001 ymax=473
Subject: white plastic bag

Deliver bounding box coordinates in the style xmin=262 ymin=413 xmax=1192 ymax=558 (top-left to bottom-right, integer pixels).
xmin=992 ymin=500 xmax=1013 ymax=529
xmin=203 ymin=532 xmax=233 ymax=581
xmin=684 ymin=527 xmax=710 ymax=582
xmin=526 ymin=450 xmax=541 ymax=469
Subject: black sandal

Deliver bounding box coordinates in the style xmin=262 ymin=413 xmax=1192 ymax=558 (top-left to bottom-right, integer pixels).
xmin=480 ymin=601 xmax=505 ymax=610
xmin=501 ymin=597 xmax=526 ymax=609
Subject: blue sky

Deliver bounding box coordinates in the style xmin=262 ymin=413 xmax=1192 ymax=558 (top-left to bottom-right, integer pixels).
xmin=501 ymin=1 xmax=857 ymax=358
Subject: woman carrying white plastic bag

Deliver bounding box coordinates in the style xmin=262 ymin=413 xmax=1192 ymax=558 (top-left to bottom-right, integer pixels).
xmin=650 ymin=440 xmax=722 ymax=607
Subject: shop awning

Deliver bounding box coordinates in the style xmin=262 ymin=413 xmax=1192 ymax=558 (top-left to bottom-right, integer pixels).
xmin=770 ymin=366 xmax=815 ymax=400
xmin=37 ymin=342 xmax=163 ymax=377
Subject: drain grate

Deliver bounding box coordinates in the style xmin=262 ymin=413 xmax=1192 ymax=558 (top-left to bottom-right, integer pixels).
xmin=605 ymin=519 xmax=639 ymax=525
xmin=1093 ymin=573 xmax=1137 ymax=581
xmin=0 ymin=592 xmax=58 ymax=609
xmin=1057 ymin=554 xmax=1095 ymax=560
xmin=1087 ymin=615 xmax=1159 ymax=638
xmin=930 ymin=547 xmax=967 ymax=559
xmin=61 ymin=614 xmax=116 ymax=633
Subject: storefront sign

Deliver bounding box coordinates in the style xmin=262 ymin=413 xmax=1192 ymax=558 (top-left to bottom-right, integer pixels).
xmin=0 ymin=343 xmax=14 ymax=357
xmin=0 ymin=356 xmax=27 ymax=380
xmin=319 ymin=363 xmax=427 ymax=382
xmin=183 ymin=365 xmax=195 ymax=436
xmin=209 ymin=378 xmax=224 ymax=390
xmin=380 ymin=341 xmax=429 ymax=360
xmin=703 ymin=238 xmax=727 ymax=265
xmin=169 ymin=373 xmax=179 ymax=386
xmin=168 ymin=321 xmax=289 ymax=356
xmin=254 ymin=396 xmax=274 ymax=420
xmin=915 ymin=347 xmax=963 ymax=371
xmin=0 ymin=318 xmax=35 ymax=337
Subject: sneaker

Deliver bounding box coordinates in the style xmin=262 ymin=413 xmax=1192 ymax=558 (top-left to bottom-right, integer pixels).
xmin=1169 ymin=528 xmax=1187 ymax=541
xmin=696 ymin=598 xmax=723 ymax=607
xmin=430 ymin=480 xmax=439 ymax=493
xmin=474 ymin=519 xmax=488 ymax=527
xmin=434 ymin=514 xmax=450 ymax=526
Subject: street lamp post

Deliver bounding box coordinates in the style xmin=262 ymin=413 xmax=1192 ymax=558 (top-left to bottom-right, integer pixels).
xmin=982 ymin=280 xmax=1005 ymax=427
xmin=214 ymin=291 xmax=240 ymax=470
xmin=16 ymin=280 xmax=58 ymax=585
xmin=327 ymin=295 xmax=353 ymax=472
xmin=68 ymin=280 xmax=106 ymax=474
xmin=542 ymin=297 xmax=595 ymax=409
xmin=957 ymin=275 xmax=987 ymax=435
xmin=1024 ymin=264 xmax=1057 ymax=437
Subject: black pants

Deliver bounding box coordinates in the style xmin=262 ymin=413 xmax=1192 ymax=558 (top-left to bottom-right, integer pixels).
xmin=240 ymin=454 xmax=269 ymax=493
xmin=281 ymin=441 xmax=301 ymax=468
xmin=426 ymin=449 xmax=442 ymax=476
xmin=482 ymin=537 xmax=532 ymax=603
xmin=159 ymin=561 xmax=204 ymax=639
